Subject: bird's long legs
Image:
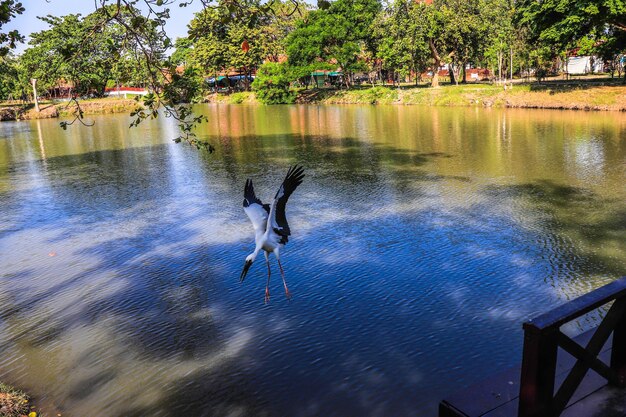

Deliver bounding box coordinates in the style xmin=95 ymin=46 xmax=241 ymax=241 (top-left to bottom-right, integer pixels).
xmin=264 ymin=252 xmax=271 ymax=304
xmin=277 ymin=259 xmax=291 ymax=300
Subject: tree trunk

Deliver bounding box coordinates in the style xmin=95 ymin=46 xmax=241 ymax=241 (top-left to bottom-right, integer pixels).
xmin=498 ymin=51 xmax=503 ymax=84
xmin=31 ymin=79 xmax=40 ymax=112
xmin=428 ymin=39 xmax=442 ymax=88
xmin=510 ymin=48 xmax=513 ymax=81
xmin=449 ymin=63 xmax=457 ymax=84
xmin=461 ymin=62 xmax=467 ymax=84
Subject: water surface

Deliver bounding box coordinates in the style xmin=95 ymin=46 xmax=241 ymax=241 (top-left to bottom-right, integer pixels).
xmin=0 ymin=104 xmax=625 ymax=416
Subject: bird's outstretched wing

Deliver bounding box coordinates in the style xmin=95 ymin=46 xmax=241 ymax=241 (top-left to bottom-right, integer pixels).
xmin=243 ymin=179 xmax=270 ymax=232
xmin=267 ymin=165 xmax=305 ymax=245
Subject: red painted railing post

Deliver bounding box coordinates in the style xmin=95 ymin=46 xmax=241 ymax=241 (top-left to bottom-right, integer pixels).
xmin=611 ymin=300 xmax=626 ymax=388
xmin=518 ymin=325 xmax=558 ymax=417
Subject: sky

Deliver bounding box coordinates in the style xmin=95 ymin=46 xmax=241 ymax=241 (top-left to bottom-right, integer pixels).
xmin=6 ymin=0 xmax=204 ymax=53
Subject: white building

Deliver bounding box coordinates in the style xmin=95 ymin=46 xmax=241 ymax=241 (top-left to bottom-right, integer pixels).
xmin=567 ymin=56 xmax=604 ymax=74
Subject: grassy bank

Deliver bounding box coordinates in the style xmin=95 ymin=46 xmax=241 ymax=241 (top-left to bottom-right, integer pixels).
xmin=205 ymin=91 xmax=256 ymax=104
xmin=316 ymin=82 xmax=626 ymax=110
xmin=0 ymin=98 xmax=142 ymax=121
xmin=56 ymin=98 xmax=142 ymax=117
xmin=2 ymin=82 xmax=624 ymax=123
xmin=210 ymin=81 xmax=626 ymax=111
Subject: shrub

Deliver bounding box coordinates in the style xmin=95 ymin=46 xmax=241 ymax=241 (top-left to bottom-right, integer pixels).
xmin=0 ymin=382 xmax=29 ymax=417
xmin=252 ymin=62 xmax=297 ymax=104
xmin=230 ymin=92 xmax=247 ymax=104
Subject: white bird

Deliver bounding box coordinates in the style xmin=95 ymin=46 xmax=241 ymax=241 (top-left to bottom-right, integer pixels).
xmin=240 ymin=165 xmax=305 ymax=303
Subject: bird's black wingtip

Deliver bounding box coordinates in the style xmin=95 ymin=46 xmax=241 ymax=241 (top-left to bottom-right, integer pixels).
xmin=286 ymin=165 xmax=305 ymax=183
xmin=244 ymin=178 xmax=255 ymax=197
xmin=244 ymin=178 xmax=260 ymax=207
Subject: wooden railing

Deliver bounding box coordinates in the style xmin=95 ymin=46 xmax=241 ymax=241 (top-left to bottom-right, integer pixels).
xmin=518 ymin=276 xmax=626 ymax=417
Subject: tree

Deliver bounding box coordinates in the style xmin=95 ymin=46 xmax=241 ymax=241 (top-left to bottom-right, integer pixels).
xmin=21 ymin=7 xmax=165 ymax=98
xmin=439 ymin=0 xmax=488 ymax=83
xmin=516 ymin=0 xmax=626 ymax=52
xmin=286 ymin=0 xmax=381 ymax=87
xmin=170 ymin=36 xmax=194 ymax=66
xmin=416 ymin=1 xmax=448 ymax=87
xmin=0 ymin=53 xmax=20 ymax=99
xmin=187 ymin=7 xmax=231 ymax=76
xmin=188 ymin=0 xmax=299 ymax=92
xmin=595 ymin=29 xmax=626 ymax=78
xmin=0 ymin=0 xmax=314 ymax=148
xmin=482 ymin=0 xmax=515 ymax=82
xmin=373 ymin=0 xmax=431 ymax=84
xmin=252 ymin=61 xmax=297 ymax=103
xmin=0 ymin=0 xmax=23 ymax=56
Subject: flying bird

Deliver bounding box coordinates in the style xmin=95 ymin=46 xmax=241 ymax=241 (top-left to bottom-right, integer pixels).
xmin=240 ymin=165 xmax=305 ymax=303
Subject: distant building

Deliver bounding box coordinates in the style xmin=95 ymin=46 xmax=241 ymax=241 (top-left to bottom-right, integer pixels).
xmin=310 ymin=70 xmax=343 ymax=87
xmin=566 ymin=44 xmax=605 ymax=75
xmin=567 ymin=55 xmax=604 ymax=75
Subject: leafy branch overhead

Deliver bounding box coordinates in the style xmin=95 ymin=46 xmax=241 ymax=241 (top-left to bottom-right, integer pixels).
xmin=0 ymin=0 xmax=24 ymax=56
xmin=11 ymin=0 xmax=307 ymax=150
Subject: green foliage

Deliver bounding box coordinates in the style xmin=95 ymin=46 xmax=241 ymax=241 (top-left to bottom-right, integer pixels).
xmin=515 ymin=0 xmax=626 ymax=52
xmin=373 ymin=0 xmax=431 ymax=80
xmin=371 ymin=0 xmax=447 ymax=86
xmin=164 ymin=67 xmax=203 ymax=104
xmin=252 ymin=62 xmax=297 ymax=104
xmin=188 ymin=0 xmax=303 ymax=94
xmin=188 ymin=7 xmax=234 ymax=74
xmin=21 ymin=6 xmax=165 ymax=97
xmin=595 ymin=30 xmax=626 ymax=77
xmin=0 ymin=53 xmax=20 ymax=99
xmin=286 ymin=0 xmax=381 ymax=85
xmin=0 ymin=0 xmax=23 ymax=56
xmin=170 ymin=36 xmax=193 ymax=66
xmin=230 ymin=92 xmax=248 ymax=103
xmin=481 ymin=0 xmax=516 ymax=79
xmin=439 ymin=0 xmax=489 ymax=81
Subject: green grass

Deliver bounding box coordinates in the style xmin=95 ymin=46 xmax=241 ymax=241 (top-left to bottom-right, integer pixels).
xmin=229 ymin=92 xmax=249 ymax=104
xmin=208 ymin=91 xmax=256 ymax=104
xmin=323 ymin=86 xmax=399 ymax=104
xmin=292 ymin=81 xmax=626 ymax=110
xmin=401 ymin=83 xmax=513 ymax=106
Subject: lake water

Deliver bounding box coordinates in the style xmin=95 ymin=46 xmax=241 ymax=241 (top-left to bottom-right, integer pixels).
xmin=0 ymin=104 xmax=625 ymax=417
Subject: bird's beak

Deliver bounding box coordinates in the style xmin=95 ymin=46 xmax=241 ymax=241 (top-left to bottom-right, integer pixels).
xmin=240 ymin=260 xmax=253 ymax=282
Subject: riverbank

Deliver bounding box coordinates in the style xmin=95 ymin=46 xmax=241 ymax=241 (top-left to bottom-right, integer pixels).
xmin=1 ymin=81 xmax=625 ymax=122
xmin=0 ymin=98 xmax=141 ymax=121
xmin=207 ymin=81 xmax=626 ymax=111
